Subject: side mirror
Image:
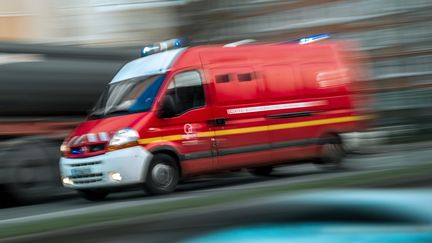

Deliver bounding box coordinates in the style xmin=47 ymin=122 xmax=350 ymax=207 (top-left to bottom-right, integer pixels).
xmin=157 ymin=95 xmax=176 ymax=118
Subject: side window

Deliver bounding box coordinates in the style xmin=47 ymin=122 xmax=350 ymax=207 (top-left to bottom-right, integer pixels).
xmin=216 ymin=74 xmax=231 ymax=83
xmin=238 ymin=72 xmax=253 ymax=82
xmin=165 ymin=71 xmax=205 ymax=116
xmin=212 ymin=67 xmax=259 ymax=106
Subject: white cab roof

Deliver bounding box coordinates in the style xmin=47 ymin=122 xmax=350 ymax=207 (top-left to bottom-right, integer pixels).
xmin=110 ymin=48 xmax=186 ymax=84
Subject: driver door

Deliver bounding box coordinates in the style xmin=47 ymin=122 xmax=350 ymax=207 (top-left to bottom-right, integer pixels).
xmin=157 ymin=70 xmax=215 ymax=176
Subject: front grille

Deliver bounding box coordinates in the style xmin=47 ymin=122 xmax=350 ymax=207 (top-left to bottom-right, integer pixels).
xmin=90 ymin=144 xmax=105 ymax=152
xmin=74 ymin=178 xmax=103 ymax=184
xmin=70 ymin=173 xmax=103 ymax=179
xmin=70 ymin=173 xmax=103 ymax=184
xmin=69 ymin=161 xmax=102 ymax=167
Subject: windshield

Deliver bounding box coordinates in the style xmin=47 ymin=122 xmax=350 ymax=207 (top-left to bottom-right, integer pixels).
xmin=88 ymin=74 xmax=165 ymax=119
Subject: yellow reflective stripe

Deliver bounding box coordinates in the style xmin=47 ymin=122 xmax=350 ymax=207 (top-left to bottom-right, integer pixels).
xmin=139 ymin=132 xmax=215 ymax=145
xmin=162 ymin=134 xmax=185 ymax=141
xmin=198 ymin=131 xmax=215 ymax=137
xmin=138 ymin=137 xmax=163 ymax=144
xmin=139 ymin=134 xmax=183 ymax=144
xmin=138 ymin=115 xmax=370 ymax=145
xmin=214 ymin=125 xmax=267 ymax=136
xmin=268 ymin=115 xmax=366 ymax=132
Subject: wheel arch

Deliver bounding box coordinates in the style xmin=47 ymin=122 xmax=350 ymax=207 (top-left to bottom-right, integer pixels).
xmin=317 ymin=129 xmax=343 ymax=144
xmin=314 ymin=129 xmax=343 ymax=156
xmin=148 ymin=145 xmax=183 ymax=176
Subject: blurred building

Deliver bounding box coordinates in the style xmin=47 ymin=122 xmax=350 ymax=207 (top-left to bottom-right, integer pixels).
xmin=182 ymin=0 xmax=432 ymax=138
xmin=0 ymin=0 xmax=186 ymax=45
xmin=0 ymin=0 xmax=51 ymax=41
xmin=1 ymin=0 xmax=432 ymax=138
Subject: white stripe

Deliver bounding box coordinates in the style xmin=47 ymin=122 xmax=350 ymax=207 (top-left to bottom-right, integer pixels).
xmin=68 ymin=136 xmax=78 ymax=146
xmin=227 ymin=101 xmax=327 ymax=115
xmin=99 ymin=132 xmax=110 ymax=141
xmin=87 ymin=133 xmax=98 ymax=143
xmin=73 ymin=135 xmax=85 ymax=145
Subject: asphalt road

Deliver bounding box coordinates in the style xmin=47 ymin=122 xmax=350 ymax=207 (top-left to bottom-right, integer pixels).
xmin=1 ymin=144 xmax=432 ymax=224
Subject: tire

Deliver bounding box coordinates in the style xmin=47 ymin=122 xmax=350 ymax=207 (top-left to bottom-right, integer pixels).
xmin=315 ymin=134 xmax=345 ymax=170
xmin=78 ymin=190 xmax=109 ymax=201
xmin=144 ymin=154 xmax=179 ymax=195
xmin=248 ymin=166 xmax=273 ymax=176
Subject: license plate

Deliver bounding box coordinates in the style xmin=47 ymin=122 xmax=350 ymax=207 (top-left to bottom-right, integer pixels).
xmin=71 ymin=168 xmax=91 ymax=177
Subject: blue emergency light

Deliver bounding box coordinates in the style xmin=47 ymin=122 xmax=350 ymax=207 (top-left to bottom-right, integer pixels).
xmin=298 ymin=34 xmax=330 ymax=44
xmin=141 ymin=37 xmax=189 ymax=57
xmin=71 ymin=149 xmax=81 ymax=155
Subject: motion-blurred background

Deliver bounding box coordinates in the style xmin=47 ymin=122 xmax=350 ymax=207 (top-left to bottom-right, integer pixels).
xmin=2 ymin=0 xmax=431 ymax=138
xmin=1 ymin=1 xmax=432 ymax=242
xmin=0 ymin=0 xmax=431 ymax=207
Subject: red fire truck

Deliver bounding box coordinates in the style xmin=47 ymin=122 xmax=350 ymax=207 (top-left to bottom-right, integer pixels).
xmin=59 ymin=37 xmax=369 ymax=201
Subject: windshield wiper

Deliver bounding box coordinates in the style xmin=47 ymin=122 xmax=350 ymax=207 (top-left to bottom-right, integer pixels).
xmin=87 ymin=108 xmax=132 ymax=120
xmin=87 ymin=110 xmax=105 ymax=120
xmin=104 ymin=108 xmax=131 ymax=116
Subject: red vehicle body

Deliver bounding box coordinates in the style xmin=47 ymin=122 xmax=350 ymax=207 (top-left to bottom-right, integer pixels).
xmin=60 ymin=41 xmax=368 ymax=200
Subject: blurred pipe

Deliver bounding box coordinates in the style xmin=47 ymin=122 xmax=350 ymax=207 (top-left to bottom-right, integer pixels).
xmin=0 ymin=41 xmax=137 ymax=60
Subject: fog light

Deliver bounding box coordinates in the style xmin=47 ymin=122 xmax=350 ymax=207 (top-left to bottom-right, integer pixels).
xmin=62 ymin=177 xmax=74 ymax=185
xmin=110 ymin=172 xmax=122 ymax=182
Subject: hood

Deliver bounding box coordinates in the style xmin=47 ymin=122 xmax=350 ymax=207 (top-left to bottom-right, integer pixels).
xmin=63 ymin=112 xmax=149 ymax=158
xmin=71 ymin=112 xmax=146 ymax=137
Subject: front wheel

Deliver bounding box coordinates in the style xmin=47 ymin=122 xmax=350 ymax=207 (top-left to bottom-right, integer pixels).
xmin=144 ymin=154 xmax=179 ymax=195
xmin=78 ymin=190 xmax=109 ymax=201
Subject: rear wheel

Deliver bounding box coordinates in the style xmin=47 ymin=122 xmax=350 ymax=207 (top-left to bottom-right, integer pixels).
xmin=248 ymin=166 xmax=274 ymax=176
xmin=77 ymin=190 xmax=109 ymax=201
xmin=144 ymin=154 xmax=179 ymax=195
xmin=315 ymin=134 xmax=345 ymax=170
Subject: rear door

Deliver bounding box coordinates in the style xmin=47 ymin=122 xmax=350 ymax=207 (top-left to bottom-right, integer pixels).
xmin=206 ymin=66 xmax=272 ymax=170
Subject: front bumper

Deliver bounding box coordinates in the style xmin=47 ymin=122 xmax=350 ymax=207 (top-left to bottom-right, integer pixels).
xmin=59 ymin=146 xmax=153 ymax=189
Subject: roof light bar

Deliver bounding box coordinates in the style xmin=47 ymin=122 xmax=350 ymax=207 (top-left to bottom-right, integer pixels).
xmin=298 ymin=34 xmax=330 ymax=45
xmin=141 ymin=37 xmax=189 ymax=57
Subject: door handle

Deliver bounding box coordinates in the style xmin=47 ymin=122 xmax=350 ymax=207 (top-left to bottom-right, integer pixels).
xmin=211 ymin=137 xmax=227 ymax=146
xmin=209 ymin=118 xmax=226 ymax=126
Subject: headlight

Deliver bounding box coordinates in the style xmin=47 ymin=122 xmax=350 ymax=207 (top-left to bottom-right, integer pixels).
xmin=107 ymin=128 xmax=139 ymax=151
xmin=60 ymin=141 xmax=70 ymax=155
